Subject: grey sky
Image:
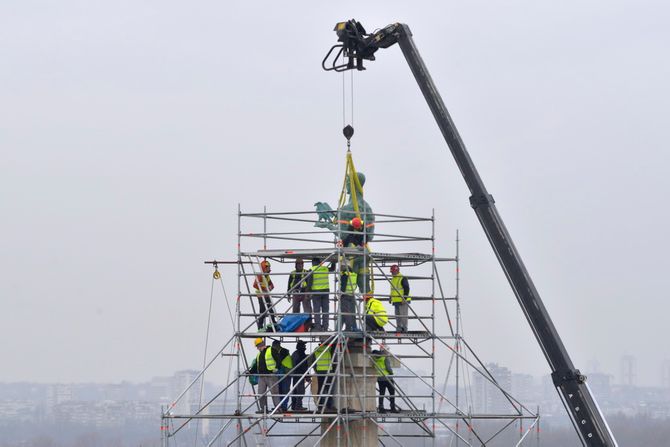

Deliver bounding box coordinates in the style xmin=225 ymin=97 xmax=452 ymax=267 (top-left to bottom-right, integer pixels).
xmin=1 ymin=1 xmax=669 ymax=386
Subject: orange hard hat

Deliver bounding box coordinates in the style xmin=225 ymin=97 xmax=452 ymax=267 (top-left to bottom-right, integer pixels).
xmin=260 ymin=260 xmax=271 ymax=272
xmin=351 ymin=217 xmax=363 ymax=230
xmin=254 ymin=337 xmax=265 ymax=347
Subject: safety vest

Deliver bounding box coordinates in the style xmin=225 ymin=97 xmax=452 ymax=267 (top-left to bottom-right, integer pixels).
xmin=343 ymin=271 xmax=358 ymax=294
xmin=254 ymin=275 xmax=273 ymax=293
xmin=281 ymin=353 xmax=293 ymax=370
xmin=256 ymin=348 xmax=277 ymax=373
xmin=311 ymin=265 xmax=330 ymax=291
xmin=374 ymin=356 xmax=390 ymax=377
xmin=365 ymin=298 xmax=388 ymax=327
xmin=314 ymin=345 xmax=332 ymax=372
xmin=289 ymin=270 xmax=307 ymax=292
xmin=390 ymin=274 xmax=411 ymax=303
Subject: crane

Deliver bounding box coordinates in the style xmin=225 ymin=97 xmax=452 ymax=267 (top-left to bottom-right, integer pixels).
xmin=323 ymin=20 xmax=618 ymax=447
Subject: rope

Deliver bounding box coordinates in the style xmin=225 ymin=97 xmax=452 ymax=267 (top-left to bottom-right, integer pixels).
xmin=350 ymin=69 xmax=354 ymax=126
xmin=341 ymin=69 xmax=355 ymax=128
xmin=194 ymin=268 xmax=217 ymax=447
xmin=342 ymin=71 xmax=346 ymax=128
xmin=216 ymin=269 xmax=236 ymax=418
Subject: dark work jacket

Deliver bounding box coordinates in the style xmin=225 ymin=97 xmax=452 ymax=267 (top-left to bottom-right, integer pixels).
xmin=342 ymin=231 xmax=365 ymax=247
xmin=291 ymin=349 xmax=308 ymax=377
xmin=288 ymin=269 xmax=308 ymax=294
xmin=398 ymin=276 xmax=410 ymax=296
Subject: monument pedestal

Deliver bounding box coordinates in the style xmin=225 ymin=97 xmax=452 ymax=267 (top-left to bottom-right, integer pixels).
xmin=320 ymin=341 xmax=378 ymax=447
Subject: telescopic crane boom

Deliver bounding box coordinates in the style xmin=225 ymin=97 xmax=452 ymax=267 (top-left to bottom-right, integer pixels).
xmin=323 ymin=20 xmax=618 ymax=447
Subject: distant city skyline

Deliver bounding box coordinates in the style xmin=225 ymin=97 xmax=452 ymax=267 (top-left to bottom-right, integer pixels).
xmin=3 ymin=361 xmax=670 ymax=446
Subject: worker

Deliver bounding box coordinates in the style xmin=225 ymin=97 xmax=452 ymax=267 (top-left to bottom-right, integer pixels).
xmin=306 ymin=258 xmax=336 ymax=331
xmin=273 ymin=340 xmax=293 ymax=413
xmin=339 ymin=258 xmax=359 ymax=331
xmin=364 ymin=294 xmax=388 ymax=332
xmin=253 ymin=260 xmax=277 ymax=331
xmin=248 ymin=338 xmax=281 ymax=413
xmin=288 ymin=259 xmax=312 ymax=328
xmin=290 ymin=340 xmax=310 ymax=412
xmin=389 ymin=264 xmax=411 ymax=332
xmin=340 ymin=216 xmax=366 ymax=248
xmin=310 ymin=337 xmax=336 ymax=413
xmin=372 ymin=348 xmax=399 ymax=413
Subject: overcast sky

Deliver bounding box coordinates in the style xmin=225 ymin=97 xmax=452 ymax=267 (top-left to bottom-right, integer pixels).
xmin=1 ymin=1 xmax=669 ymax=387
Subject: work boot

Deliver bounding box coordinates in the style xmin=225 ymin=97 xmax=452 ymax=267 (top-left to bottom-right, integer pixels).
xmin=391 ymin=406 xmax=401 ymax=413
xmin=378 ymin=407 xmax=387 ymax=414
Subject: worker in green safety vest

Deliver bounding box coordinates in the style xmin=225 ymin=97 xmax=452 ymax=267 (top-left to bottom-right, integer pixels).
xmin=389 ymin=264 xmax=411 ymax=332
xmin=364 ymin=295 xmax=388 ymax=332
xmin=310 ymin=339 xmax=336 ymax=412
xmin=306 ymin=258 xmax=336 ymax=331
xmin=248 ymin=338 xmax=281 ymax=413
xmin=339 ymin=258 xmax=359 ymax=331
xmin=272 ymin=340 xmax=293 ymax=412
xmin=372 ymin=348 xmax=399 ymax=413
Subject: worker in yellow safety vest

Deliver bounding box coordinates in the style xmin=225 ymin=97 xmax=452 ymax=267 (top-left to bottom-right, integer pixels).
xmin=248 ymin=338 xmax=281 ymax=413
xmin=310 ymin=339 xmax=335 ymax=412
xmin=372 ymin=348 xmax=399 ymax=413
xmin=339 ymin=259 xmax=359 ymax=331
xmin=389 ymin=264 xmax=411 ymax=332
xmin=364 ymin=295 xmax=388 ymax=332
xmin=306 ymin=258 xmax=336 ymax=331
xmin=272 ymin=340 xmax=294 ymax=412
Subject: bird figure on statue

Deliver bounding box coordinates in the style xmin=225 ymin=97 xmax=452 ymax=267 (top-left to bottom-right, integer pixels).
xmin=314 ymin=202 xmax=335 ymax=224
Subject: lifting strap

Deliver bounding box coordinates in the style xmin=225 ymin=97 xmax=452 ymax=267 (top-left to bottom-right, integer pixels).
xmin=337 ymin=150 xmax=364 ymax=219
xmin=334 ymin=148 xmax=376 ymax=294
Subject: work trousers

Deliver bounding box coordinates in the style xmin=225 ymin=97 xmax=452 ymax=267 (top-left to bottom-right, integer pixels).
xmin=312 ymin=292 xmax=330 ymax=331
xmin=378 ymin=378 xmax=396 ymax=410
xmin=393 ymin=302 xmax=409 ymax=332
xmin=277 ymin=371 xmax=290 ymax=410
xmin=292 ymin=294 xmax=312 ymax=326
xmin=290 ymin=375 xmax=306 ymax=409
xmin=256 ymin=294 xmax=277 ymax=330
xmin=340 ymin=294 xmax=358 ymax=331
xmin=316 ymin=373 xmax=334 ymax=411
xmin=257 ymin=375 xmax=280 ymax=411
xmin=365 ymin=314 xmax=385 ymax=332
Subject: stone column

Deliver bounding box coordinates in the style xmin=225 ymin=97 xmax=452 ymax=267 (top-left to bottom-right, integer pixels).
xmin=320 ymin=340 xmax=377 ymax=447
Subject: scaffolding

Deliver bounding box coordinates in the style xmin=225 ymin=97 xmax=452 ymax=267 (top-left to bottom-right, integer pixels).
xmin=161 ymin=207 xmax=540 ymax=446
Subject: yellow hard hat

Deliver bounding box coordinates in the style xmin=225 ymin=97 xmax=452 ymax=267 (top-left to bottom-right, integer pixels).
xmin=254 ymin=337 xmax=264 ymax=347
